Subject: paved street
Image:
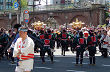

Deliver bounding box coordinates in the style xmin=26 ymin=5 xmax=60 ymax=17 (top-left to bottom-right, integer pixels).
xmin=0 ymin=47 xmax=110 ymax=72
xmin=0 ymin=0 xmax=110 ymax=72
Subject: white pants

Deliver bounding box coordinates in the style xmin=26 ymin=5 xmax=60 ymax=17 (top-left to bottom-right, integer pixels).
xmin=15 ymin=66 xmax=31 ymax=72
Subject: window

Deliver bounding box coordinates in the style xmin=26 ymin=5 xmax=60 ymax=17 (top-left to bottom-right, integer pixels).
xmin=28 ymin=0 xmax=34 ymax=5
xmin=0 ymin=0 xmax=3 ymax=2
xmin=6 ymin=5 xmax=12 ymax=9
xmin=6 ymin=0 xmax=13 ymax=9
xmin=0 ymin=5 xmax=3 ymax=10
xmin=0 ymin=0 xmax=3 ymax=5
xmin=0 ymin=0 xmax=3 ymax=10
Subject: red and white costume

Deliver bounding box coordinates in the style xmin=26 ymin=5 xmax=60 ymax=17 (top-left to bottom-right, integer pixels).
xmin=13 ymin=36 xmax=34 ymax=72
xmin=83 ymin=31 xmax=89 ymax=39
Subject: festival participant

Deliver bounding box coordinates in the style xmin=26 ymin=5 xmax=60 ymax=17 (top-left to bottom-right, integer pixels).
xmin=75 ymin=31 xmax=86 ymax=66
xmin=87 ymin=30 xmax=97 ymax=65
xmin=60 ymin=29 xmax=69 ymax=56
xmin=13 ymin=27 xmax=34 ymax=72
xmin=40 ymin=33 xmax=53 ymax=64
xmin=8 ymin=24 xmax=21 ymax=64
xmin=101 ymin=30 xmax=109 ymax=58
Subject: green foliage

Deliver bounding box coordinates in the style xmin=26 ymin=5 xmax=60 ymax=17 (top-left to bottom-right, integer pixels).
xmin=105 ymin=12 xmax=109 ymax=18
xmin=12 ymin=0 xmax=27 ymax=9
xmin=21 ymin=0 xmax=28 ymax=8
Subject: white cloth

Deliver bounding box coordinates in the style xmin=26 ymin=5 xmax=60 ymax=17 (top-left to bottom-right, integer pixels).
xmin=15 ymin=66 xmax=32 ymax=72
xmin=101 ymin=35 xmax=109 ymax=49
xmin=13 ymin=36 xmax=34 ymax=71
xmin=107 ymin=35 xmax=110 ymax=51
xmin=10 ymin=42 xmax=15 ymax=49
xmin=83 ymin=31 xmax=89 ymax=38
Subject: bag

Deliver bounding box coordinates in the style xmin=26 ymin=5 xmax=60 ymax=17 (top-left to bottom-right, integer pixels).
xmin=84 ymin=50 xmax=89 ymax=57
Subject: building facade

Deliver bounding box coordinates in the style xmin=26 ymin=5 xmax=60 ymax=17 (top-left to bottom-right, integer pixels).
xmin=0 ymin=0 xmax=14 ymax=10
xmin=0 ymin=0 xmax=107 ymax=29
xmin=53 ymin=0 xmax=61 ymax=5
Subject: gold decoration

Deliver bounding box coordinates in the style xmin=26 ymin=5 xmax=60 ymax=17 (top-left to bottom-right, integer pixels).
xmin=70 ymin=18 xmax=85 ymax=29
xmin=31 ymin=21 xmax=46 ymax=30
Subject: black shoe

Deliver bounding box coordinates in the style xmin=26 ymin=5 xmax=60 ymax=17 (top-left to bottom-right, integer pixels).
xmin=63 ymin=54 xmax=65 ymax=56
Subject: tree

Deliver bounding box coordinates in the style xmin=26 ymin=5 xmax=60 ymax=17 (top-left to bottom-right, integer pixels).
xmin=21 ymin=0 xmax=28 ymax=8
xmin=12 ymin=0 xmax=27 ymax=8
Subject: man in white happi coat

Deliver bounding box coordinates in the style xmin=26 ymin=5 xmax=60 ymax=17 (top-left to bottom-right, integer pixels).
xmin=107 ymin=30 xmax=110 ymax=54
xmin=101 ymin=30 xmax=109 ymax=58
xmin=13 ymin=27 xmax=34 ymax=72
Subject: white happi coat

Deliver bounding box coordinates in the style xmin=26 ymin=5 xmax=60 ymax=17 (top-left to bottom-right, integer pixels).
xmin=101 ymin=35 xmax=109 ymax=49
xmin=13 ymin=36 xmax=34 ymax=70
xmin=107 ymin=35 xmax=110 ymax=51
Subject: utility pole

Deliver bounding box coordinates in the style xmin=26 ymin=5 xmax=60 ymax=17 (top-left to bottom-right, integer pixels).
xmin=65 ymin=16 xmax=68 ymax=29
xmin=3 ymin=0 xmax=6 ymax=10
xmin=17 ymin=0 xmax=21 ymax=24
xmin=33 ymin=0 xmax=34 ymax=23
xmin=46 ymin=0 xmax=48 ymax=5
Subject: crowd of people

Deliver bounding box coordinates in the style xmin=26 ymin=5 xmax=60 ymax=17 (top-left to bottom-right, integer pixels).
xmin=0 ymin=24 xmax=110 ymax=71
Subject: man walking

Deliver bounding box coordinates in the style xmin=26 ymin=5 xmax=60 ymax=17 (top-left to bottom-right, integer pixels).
xmin=13 ymin=27 xmax=34 ymax=72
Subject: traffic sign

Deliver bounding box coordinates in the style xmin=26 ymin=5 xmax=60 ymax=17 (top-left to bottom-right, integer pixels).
xmin=25 ymin=19 xmax=29 ymax=23
xmin=14 ymin=2 xmax=19 ymax=8
xmin=24 ymin=10 xmax=29 ymax=25
xmin=24 ymin=14 xmax=29 ymax=19
xmin=24 ymin=10 xmax=29 ymax=14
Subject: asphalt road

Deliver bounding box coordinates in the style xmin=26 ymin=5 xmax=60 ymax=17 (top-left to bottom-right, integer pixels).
xmin=0 ymin=48 xmax=110 ymax=72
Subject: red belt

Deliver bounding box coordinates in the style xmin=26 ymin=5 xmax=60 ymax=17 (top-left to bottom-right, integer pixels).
xmin=17 ymin=54 xmax=34 ymax=60
xmin=62 ymin=39 xmax=67 ymax=40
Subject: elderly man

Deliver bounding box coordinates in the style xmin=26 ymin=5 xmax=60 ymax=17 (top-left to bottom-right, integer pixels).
xmin=100 ymin=30 xmax=109 ymax=58
xmin=13 ymin=27 xmax=34 ymax=72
